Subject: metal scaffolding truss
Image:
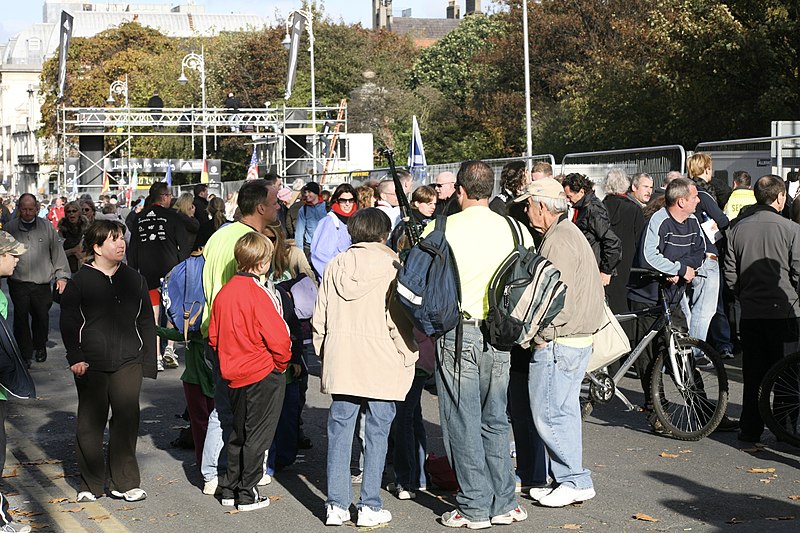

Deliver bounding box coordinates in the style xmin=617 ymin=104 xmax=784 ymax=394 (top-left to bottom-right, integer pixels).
xmin=57 ymin=103 xmax=348 ymax=192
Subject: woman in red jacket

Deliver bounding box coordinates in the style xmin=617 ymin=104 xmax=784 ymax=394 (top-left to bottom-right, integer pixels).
xmin=208 ymin=231 xmax=291 ymax=512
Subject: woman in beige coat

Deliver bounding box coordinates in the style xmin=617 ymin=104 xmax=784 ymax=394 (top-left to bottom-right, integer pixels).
xmin=313 ymin=208 xmax=417 ymax=528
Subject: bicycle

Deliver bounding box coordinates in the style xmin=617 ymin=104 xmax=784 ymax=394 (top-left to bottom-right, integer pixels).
xmin=581 ymin=268 xmax=730 ymax=441
xmin=759 ymin=352 xmax=800 ymax=447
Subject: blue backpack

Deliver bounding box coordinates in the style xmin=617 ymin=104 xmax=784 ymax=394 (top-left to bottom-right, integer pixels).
xmin=161 ymin=252 xmax=206 ymax=340
xmin=396 ymin=216 xmax=461 ymax=338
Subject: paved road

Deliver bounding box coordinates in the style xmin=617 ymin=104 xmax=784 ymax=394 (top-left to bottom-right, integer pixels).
xmin=2 ymin=305 xmax=799 ymax=532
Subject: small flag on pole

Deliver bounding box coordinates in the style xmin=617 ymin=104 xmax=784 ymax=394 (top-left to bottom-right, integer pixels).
xmin=246 ymin=147 xmax=259 ymax=180
xmin=101 ymin=170 xmax=110 ymax=193
xmin=408 ymin=115 xmax=427 ymax=182
xmin=165 ymin=161 xmax=172 ymax=187
xmin=201 ymin=159 xmax=209 ymax=184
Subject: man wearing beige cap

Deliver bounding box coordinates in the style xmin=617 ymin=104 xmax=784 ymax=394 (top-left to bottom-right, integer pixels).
xmin=0 ymin=231 xmax=36 ymax=533
xmin=514 ymin=177 xmax=605 ymax=507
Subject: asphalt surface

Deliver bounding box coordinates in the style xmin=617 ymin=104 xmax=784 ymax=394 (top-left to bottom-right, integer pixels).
xmin=1 ymin=302 xmax=799 ymax=532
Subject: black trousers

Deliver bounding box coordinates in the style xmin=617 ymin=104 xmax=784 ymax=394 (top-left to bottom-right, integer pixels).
xmin=75 ymin=363 xmax=143 ymax=495
xmin=629 ymin=300 xmax=688 ymax=409
xmin=739 ymin=318 xmax=799 ymax=438
xmin=221 ymin=371 xmax=285 ymax=504
xmin=8 ymin=281 xmax=52 ymax=361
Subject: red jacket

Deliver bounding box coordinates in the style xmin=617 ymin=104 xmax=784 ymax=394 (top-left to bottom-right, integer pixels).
xmin=208 ymin=273 xmax=291 ymax=388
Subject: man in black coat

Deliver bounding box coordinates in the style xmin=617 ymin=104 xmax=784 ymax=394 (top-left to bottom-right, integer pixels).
xmin=193 ymin=183 xmax=209 ymax=224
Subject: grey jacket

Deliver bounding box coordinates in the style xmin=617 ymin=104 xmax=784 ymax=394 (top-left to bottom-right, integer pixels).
xmin=724 ymin=205 xmax=800 ymax=320
xmin=5 ymin=217 xmax=70 ymax=285
xmin=536 ymin=216 xmax=605 ymax=344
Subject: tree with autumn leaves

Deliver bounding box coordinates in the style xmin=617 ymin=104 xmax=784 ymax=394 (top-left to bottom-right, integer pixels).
xmin=38 ymin=1 xmax=800 ymax=177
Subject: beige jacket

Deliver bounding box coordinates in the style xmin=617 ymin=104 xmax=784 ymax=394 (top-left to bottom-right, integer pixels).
xmin=536 ymin=216 xmax=606 ymax=344
xmin=313 ymin=242 xmax=418 ymax=401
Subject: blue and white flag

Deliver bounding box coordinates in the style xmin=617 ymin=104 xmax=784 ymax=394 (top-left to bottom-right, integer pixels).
xmin=165 ymin=160 xmax=172 ymax=187
xmin=408 ymin=115 xmax=427 ymax=182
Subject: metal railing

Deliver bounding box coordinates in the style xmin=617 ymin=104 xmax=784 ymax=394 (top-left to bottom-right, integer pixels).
xmin=561 ymin=145 xmax=686 ymax=189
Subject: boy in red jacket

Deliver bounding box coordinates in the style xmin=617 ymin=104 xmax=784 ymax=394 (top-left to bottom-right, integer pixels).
xmin=208 ymin=231 xmax=291 ymax=512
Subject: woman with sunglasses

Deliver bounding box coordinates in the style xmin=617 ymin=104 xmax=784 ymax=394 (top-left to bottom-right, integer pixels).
xmin=80 ymin=200 xmax=96 ymax=224
xmin=310 ymin=184 xmax=358 ymax=281
xmin=58 ymin=201 xmax=90 ymax=273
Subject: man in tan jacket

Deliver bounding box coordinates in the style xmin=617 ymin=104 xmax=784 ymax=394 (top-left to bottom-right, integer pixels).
xmin=514 ymin=178 xmax=605 ymax=508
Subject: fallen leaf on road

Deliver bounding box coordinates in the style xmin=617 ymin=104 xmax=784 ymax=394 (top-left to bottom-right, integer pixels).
xmin=679 ymin=449 xmax=692 ymax=454
xmin=13 ymin=511 xmax=42 ymax=517
xmin=268 ymin=495 xmax=282 ymax=502
xmin=760 ymin=479 xmax=772 ymax=484
xmin=741 ymin=447 xmax=763 ymax=453
xmin=48 ymin=498 xmax=69 ymax=504
xmin=116 ymin=506 xmax=136 ymax=511
xmin=747 ymin=468 xmax=776 ymax=473
xmin=59 ymin=507 xmax=83 ymax=513
xmin=766 ymin=516 xmax=795 ymax=521
xmin=224 ymin=510 xmax=239 ymax=514
xmin=29 ymin=523 xmax=49 ymax=530
xmin=726 ymin=518 xmax=744 ymax=524
xmin=357 ymin=525 xmax=389 ymax=531
xmin=88 ymin=515 xmax=110 ymax=521
xmin=633 ymin=513 xmax=659 ymax=522
xmin=789 ymin=496 xmax=800 ymax=501
xmin=560 ymin=525 xmax=582 ymax=530
xmin=659 ymin=452 xmax=679 ymax=458
xmin=2 ymin=469 xmax=17 ymax=478
xmin=165 ymin=513 xmax=178 ymax=517
xmin=18 ymin=459 xmax=61 ymax=466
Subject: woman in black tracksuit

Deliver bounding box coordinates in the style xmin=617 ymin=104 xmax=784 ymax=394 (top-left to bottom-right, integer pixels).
xmin=59 ymin=220 xmax=156 ymax=503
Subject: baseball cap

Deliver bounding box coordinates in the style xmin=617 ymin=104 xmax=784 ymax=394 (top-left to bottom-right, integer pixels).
xmin=0 ymin=231 xmax=27 ymax=256
xmin=514 ymin=178 xmax=566 ymax=203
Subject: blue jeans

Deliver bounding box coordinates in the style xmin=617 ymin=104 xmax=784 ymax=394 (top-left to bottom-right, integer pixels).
xmin=687 ymin=258 xmax=719 ymax=347
xmin=200 ymin=344 xmax=234 ymax=482
xmin=268 ymin=381 xmax=301 ymax=474
xmin=509 ymin=368 xmax=549 ymax=487
xmin=327 ymin=396 xmax=395 ymax=511
xmin=392 ymin=374 xmax=428 ymax=490
xmin=436 ymin=323 xmax=516 ymax=521
xmin=529 ymin=341 xmax=593 ymax=490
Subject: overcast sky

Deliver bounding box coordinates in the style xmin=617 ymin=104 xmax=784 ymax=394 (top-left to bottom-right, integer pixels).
xmin=0 ymin=1 xmax=501 ymax=42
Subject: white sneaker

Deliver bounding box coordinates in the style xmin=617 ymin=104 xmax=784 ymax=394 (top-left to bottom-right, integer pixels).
xmin=162 ymin=346 xmax=179 ymax=368
xmin=396 ymin=489 xmax=416 ymax=500
xmin=350 ymin=472 xmax=362 ymax=484
xmin=325 ymin=504 xmax=350 ymax=526
xmin=76 ymin=491 xmax=97 ymax=502
xmin=258 ymin=473 xmax=272 ymax=486
xmin=238 ymin=496 xmax=270 ymax=512
xmin=529 ymin=486 xmax=553 ymax=501
xmin=441 ymin=510 xmax=491 ymax=529
xmin=491 ymin=505 xmax=528 ymax=525
xmin=156 ymin=358 xmax=164 ymax=372
xmin=110 ymin=488 xmax=147 ymax=502
xmin=357 ymin=507 xmax=392 ymax=527
xmin=202 ymin=477 xmax=218 ymax=495
xmin=221 ymin=497 xmax=235 ymax=507
xmin=538 ymin=485 xmax=595 ymax=507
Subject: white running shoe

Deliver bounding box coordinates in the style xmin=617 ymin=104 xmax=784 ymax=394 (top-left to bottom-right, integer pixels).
xmin=491 ymin=506 xmax=528 ymax=525
xmin=356 ymin=507 xmax=392 ymax=527
xmin=202 ymin=477 xmax=218 ymax=495
xmin=538 ymin=485 xmax=595 ymax=507
xmin=325 ymin=504 xmax=350 ymax=526
xmin=76 ymin=491 xmax=97 ymax=502
xmin=162 ymin=346 xmax=179 ymax=368
xmin=258 ymin=473 xmax=272 ymax=486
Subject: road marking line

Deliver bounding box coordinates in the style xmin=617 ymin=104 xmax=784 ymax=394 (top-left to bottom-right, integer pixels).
xmin=7 ymin=423 xmax=130 ymax=532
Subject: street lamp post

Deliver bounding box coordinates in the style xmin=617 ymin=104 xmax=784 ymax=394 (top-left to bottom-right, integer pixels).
xmin=107 ymin=74 xmax=129 ymax=107
xmin=178 ymin=46 xmax=207 ymax=162
xmin=522 ymin=0 xmax=533 ymax=170
xmin=283 ymin=10 xmax=317 ymax=177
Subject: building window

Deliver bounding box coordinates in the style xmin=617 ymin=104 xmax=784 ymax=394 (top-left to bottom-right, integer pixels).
xmin=27 ymin=38 xmax=41 ymax=51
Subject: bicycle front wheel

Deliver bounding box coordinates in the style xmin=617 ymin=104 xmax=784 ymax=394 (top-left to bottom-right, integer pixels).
xmin=759 ymin=352 xmax=800 ymax=447
xmin=650 ymin=336 xmax=729 ymax=441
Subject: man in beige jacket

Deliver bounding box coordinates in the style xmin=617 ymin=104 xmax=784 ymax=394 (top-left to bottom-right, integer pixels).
xmin=514 ymin=178 xmax=605 ymax=507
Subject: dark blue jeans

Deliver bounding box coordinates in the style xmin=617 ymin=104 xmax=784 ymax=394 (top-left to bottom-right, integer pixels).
xmin=509 ymin=368 xmax=549 ymax=487
xmin=268 ymin=381 xmax=300 ymax=473
xmin=392 ymin=373 xmax=428 ymax=490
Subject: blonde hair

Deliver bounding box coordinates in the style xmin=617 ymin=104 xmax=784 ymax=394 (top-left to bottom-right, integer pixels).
xmin=687 ymin=153 xmax=712 ymax=178
xmin=174 ymin=192 xmax=195 ymax=216
xmin=234 ymin=232 xmax=274 ymax=272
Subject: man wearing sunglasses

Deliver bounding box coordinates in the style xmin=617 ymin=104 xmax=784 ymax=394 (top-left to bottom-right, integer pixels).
xmin=432 ymin=171 xmax=461 ymax=217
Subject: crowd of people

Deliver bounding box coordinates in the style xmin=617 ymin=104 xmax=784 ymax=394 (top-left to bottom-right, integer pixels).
xmin=0 ymin=153 xmax=795 ymax=531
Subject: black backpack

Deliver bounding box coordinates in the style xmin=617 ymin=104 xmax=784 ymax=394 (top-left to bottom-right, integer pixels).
xmin=484 ymin=217 xmax=567 ymax=351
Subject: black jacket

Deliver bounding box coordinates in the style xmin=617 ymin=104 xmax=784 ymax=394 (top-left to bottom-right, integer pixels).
xmin=603 ymin=194 xmax=645 ymax=313
xmin=0 ymin=314 xmax=35 ymax=399
xmin=572 ymin=192 xmax=622 ymax=275
xmin=128 ymin=204 xmax=189 ymax=289
xmin=60 ymin=263 xmax=157 ymax=378
xmin=433 ymin=194 xmax=461 ymax=217
xmin=193 ymin=196 xmax=209 ymax=225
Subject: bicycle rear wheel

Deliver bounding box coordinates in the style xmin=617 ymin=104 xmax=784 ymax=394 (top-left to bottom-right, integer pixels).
xmin=650 ymin=336 xmax=728 ymax=441
xmin=759 ymin=352 xmax=800 ymax=447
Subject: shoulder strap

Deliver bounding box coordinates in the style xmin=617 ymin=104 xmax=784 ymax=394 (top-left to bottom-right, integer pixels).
xmin=504 ymin=216 xmax=522 ymax=249
xmin=434 ymin=214 xmax=447 ymax=232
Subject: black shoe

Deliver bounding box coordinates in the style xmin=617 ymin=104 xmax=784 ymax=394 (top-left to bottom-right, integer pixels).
xmin=737 ymin=430 xmax=761 ymax=443
xmin=714 ymin=416 xmax=740 ymax=433
xmin=647 ymin=412 xmax=671 ymax=436
xmin=34 ymin=348 xmax=47 ymax=362
xmin=298 ymin=436 xmax=313 ymax=450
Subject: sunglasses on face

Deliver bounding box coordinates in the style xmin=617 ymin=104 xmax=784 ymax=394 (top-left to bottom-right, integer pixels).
xmin=337 ymin=197 xmax=355 ymax=204
xmin=66 ymin=210 xmax=78 ymax=214
xmin=433 ymin=182 xmax=455 ymax=189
